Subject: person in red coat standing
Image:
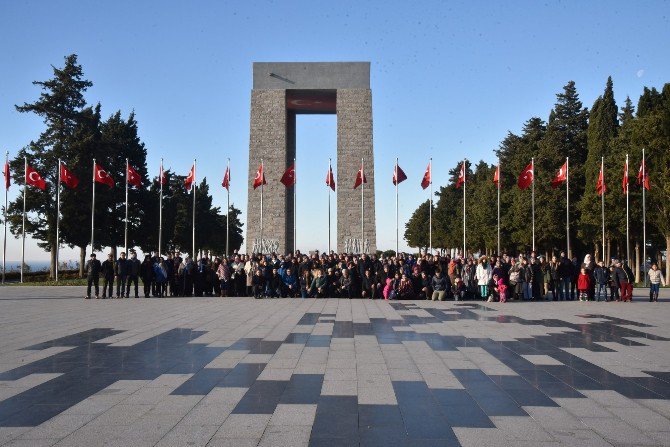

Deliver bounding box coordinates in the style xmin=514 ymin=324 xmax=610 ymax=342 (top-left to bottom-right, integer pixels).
xmin=577 ymin=267 xmax=591 ymax=302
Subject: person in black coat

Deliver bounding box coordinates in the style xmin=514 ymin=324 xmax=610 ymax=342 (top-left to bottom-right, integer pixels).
xmin=85 ymin=254 xmax=101 ymax=299
xmin=252 ymin=269 xmax=266 ymax=298
xmin=101 ymin=253 xmax=115 ymax=299
xmin=140 ymin=255 xmax=154 ymax=298
xmin=126 ymin=250 xmax=141 ymax=298
xmin=115 ymin=252 xmax=128 ymax=298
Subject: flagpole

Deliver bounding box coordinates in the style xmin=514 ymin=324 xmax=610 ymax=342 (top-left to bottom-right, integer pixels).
xmin=361 ymin=157 xmax=364 ymax=254
xmin=2 ymin=151 xmax=7 ymax=284
xmin=293 ymin=157 xmax=296 ymax=253
xmin=395 ymin=157 xmax=399 ymax=256
xmin=462 ymin=159 xmax=466 ymax=258
xmin=260 ymin=158 xmax=264 ymax=252
xmin=124 ymin=158 xmax=129 ymax=254
xmin=21 ymin=157 xmax=26 ymax=283
xmin=531 ymin=157 xmax=535 ymax=252
xmin=159 ymin=158 xmax=163 ymax=258
xmin=56 ymin=159 xmax=61 ymax=282
xmin=429 ymin=157 xmax=433 ymax=255
xmin=192 ymin=158 xmax=196 ymax=259
xmin=566 ymin=157 xmax=570 ymax=259
xmin=91 ymin=158 xmax=96 ymax=257
xmin=642 ymin=148 xmax=647 ymax=286
xmin=328 ymin=158 xmax=331 ymax=253
xmin=497 ymin=159 xmax=500 ymax=255
xmin=226 ymin=157 xmax=230 ymax=258
xmin=625 ymin=154 xmax=629 ymax=266
xmin=601 ymin=156 xmax=605 ymax=263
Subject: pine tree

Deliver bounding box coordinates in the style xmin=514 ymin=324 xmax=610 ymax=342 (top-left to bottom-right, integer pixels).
xmin=8 ymin=55 xmax=93 ymax=278
xmin=578 ymin=77 xmax=619 ymax=261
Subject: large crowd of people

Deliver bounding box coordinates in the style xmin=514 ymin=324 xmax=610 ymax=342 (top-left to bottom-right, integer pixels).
xmin=83 ymin=249 xmax=666 ymax=302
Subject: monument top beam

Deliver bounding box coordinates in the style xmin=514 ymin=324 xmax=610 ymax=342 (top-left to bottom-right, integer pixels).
xmin=252 ymin=62 xmax=370 ymax=90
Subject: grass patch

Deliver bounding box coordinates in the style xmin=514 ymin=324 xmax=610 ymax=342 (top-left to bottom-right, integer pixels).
xmin=8 ymin=278 xmax=88 ymax=286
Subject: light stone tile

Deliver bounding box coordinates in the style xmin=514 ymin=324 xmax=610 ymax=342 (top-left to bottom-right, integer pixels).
xmin=321 ymin=380 xmax=358 ymax=396
xmin=268 ymin=404 xmax=317 ymax=426
xmin=215 ymin=414 xmax=271 ymax=439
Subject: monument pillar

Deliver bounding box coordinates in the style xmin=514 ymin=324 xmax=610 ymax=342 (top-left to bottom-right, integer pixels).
xmin=246 ymin=62 xmax=376 ymax=254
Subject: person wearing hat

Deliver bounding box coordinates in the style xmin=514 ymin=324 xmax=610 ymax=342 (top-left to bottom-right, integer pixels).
xmin=84 ymin=253 xmax=101 ymax=299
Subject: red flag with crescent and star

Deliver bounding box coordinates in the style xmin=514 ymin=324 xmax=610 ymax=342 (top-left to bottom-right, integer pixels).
xmin=94 ymin=163 xmax=114 ymax=187
xmin=353 ymin=164 xmax=367 ymax=189
xmin=4 ymin=160 xmax=10 ymax=190
xmin=622 ymin=159 xmax=629 ymax=194
xmin=637 ymin=160 xmax=650 ymax=190
xmin=159 ymin=163 xmax=167 ymax=185
xmin=420 ymin=163 xmax=430 ymax=189
xmin=127 ymin=164 xmax=142 ymax=188
xmin=222 ymin=166 xmax=230 ymax=190
xmin=596 ymin=165 xmax=606 ymax=195
xmin=26 ymin=165 xmax=46 ymax=190
xmin=393 ymin=164 xmax=407 ymax=186
xmin=253 ymin=163 xmax=266 ymax=189
xmin=280 ymin=163 xmax=296 ymax=187
xmin=326 ymin=165 xmax=335 ymax=191
xmin=517 ymin=162 xmax=534 ymax=190
xmin=60 ymin=162 xmax=79 ymax=189
xmin=456 ymin=162 xmax=466 ymax=189
xmin=551 ymin=161 xmax=567 ymax=189
xmin=493 ymin=165 xmax=500 ymax=187
xmin=184 ymin=164 xmax=195 ymax=191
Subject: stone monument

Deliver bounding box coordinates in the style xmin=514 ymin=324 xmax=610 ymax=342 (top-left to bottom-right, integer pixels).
xmin=246 ymin=62 xmax=376 ymax=254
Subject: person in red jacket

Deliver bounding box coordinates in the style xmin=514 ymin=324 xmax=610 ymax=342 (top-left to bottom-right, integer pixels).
xmin=577 ymin=267 xmax=591 ymax=302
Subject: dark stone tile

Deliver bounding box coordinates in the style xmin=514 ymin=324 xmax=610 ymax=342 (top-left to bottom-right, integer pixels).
xmin=232 ymin=380 xmax=289 ymax=414
xmin=216 ymin=363 xmax=266 ymax=388
xmin=310 ymin=396 xmax=358 ymax=441
xmin=281 ymin=374 xmax=324 ymax=404
xmin=432 ymin=389 xmax=494 ymax=428
xmin=298 ymin=313 xmax=321 ymax=325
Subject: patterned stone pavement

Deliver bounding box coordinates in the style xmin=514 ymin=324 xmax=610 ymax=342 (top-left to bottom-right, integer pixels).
xmin=0 ymin=287 xmax=669 ymax=446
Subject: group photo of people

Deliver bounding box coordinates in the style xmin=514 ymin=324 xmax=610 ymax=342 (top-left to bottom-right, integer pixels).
xmin=83 ymin=249 xmax=665 ymax=303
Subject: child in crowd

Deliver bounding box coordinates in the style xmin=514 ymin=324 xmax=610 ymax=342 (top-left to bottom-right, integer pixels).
xmin=577 ymin=267 xmax=591 ymax=302
xmin=498 ymin=276 xmax=508 ymax=303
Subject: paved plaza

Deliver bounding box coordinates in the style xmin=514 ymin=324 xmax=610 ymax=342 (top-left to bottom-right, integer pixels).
xmin=0 ymin=287 xmax=669 ymax=446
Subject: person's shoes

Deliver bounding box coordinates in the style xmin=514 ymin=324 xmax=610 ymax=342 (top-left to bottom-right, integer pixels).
xmin=85 ymin=296 xmax=90 ymax=299
xmin=101 ymin=295 xmax=106 ymax=299
xmin=95 ymin=295 xmax=100 ymax=299
xmin=135 ymin=295 xmax=139 ymax=298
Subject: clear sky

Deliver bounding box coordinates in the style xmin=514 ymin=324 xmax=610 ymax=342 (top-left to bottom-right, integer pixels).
xmin=1 ymin=0 xmax=668 ymax=261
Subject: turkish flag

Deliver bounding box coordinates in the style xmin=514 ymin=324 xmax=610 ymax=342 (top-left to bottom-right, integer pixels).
xmin=26 ymin=165 xmax=46 ymax=190
xmin=493 ymin=165 xmax=500 ymax=187
xmin=60 ymin=163 xmax=79 ymax=189
xmin=253 ymin=163 xmax=266 ymax=189
xmin=456 ymin=162 xmax=466 ymax=189
xmin=551 ymin=161 xmax=567 ymax=189
xmin=184 ymin=164 xmax=195 ymax=190
xmin=393 ymin=164 xmax=407 ymax=186
xmin=353 ymin=164 xmax=367 ymax=189
xmin=159 ymin=164 xmax=167 ymax=185
xmin=222 ymin=166 xmax=230 ymax=190
xmin=420 ymin=163 xmax=431 ymax=189
xmin=517 ymin=162 xmax=534 ymax=190
xmin=326 ymin=165 xmax=335 ymax=191
xmin=280 ymin=163 xmax=296 ymax=187
xmin=596 ymin=165 xmax=606 ymax=195
xmin=94 ymin=163 xmax=114 ymax=187
xmin=622 ymin=159 xmax=629 ymax=194
xmin=127 ymin=164 xmax=142 ymax=188
xmin=4 ymin=161 xmax=10 ymax=190
xmin=637 ymin=160 xmax=650 ymax=190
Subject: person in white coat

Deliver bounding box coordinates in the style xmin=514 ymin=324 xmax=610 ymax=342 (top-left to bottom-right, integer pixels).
xmin=475 ymin=256 xmax=492 ymax=300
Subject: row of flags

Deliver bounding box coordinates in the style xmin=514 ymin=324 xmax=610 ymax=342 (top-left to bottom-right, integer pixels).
xmin=451 ymin=158 xmax=651 ymax=193
xmin=252 ymin=161 xmax=434 ymax=192
xmin=2 ymin=160 xmax=225 ymax=193
xmin=4 ymin=156 xmax=652 ymax=196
